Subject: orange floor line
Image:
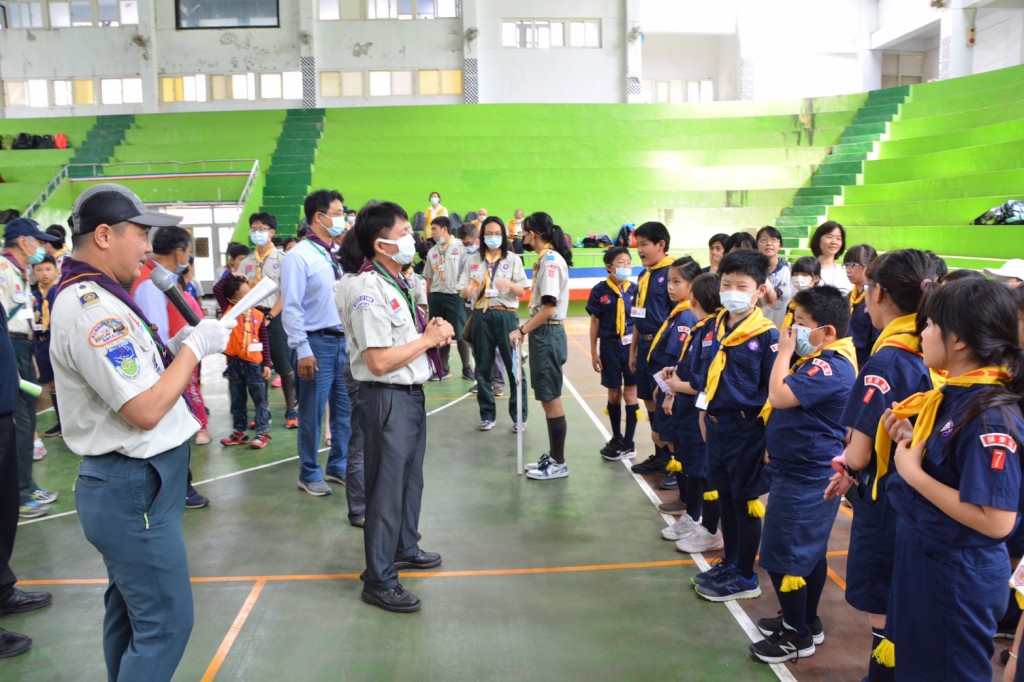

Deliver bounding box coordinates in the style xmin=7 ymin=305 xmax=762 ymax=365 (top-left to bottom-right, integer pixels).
xmin=839 ymin=503 xmax=854 ymax=519
xmin=200 ymin=578 xmax=266 ymax=682
xmin=827 ymin=567 xmax=848 ymax=591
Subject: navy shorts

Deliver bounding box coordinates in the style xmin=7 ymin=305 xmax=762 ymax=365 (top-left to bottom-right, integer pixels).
xmin=845 ymin=488 xmax=898 ymax=615
xmin=598 ymin=337 xmax=636 ymax=389
xmin=705 ymin=413 xmax=768 ymax=500
xmin=675 ymin=427 xmax=708 ymax=479
xmin=34 ymin=340 xmax=53 ymax=384
xmin=634 ymin=337 xmax=655 ymax=401
xmin=759 ymin=464 xmax=840 ymax=576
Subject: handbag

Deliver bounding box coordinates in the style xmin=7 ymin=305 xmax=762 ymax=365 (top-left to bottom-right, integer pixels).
xmin=461 ymin=275 xmax=490 ymax=343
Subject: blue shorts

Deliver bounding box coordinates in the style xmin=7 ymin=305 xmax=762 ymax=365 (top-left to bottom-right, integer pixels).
xmin=34 ymin=340 xmax=53 ymax=384
xmin=598 ymin=337 xmax=636 ymax=389
xmin=634 ymin=337 xmax=655 ymax=401
xmin=705 ymin=412 xmax=768 ymax=500
xmin=845 ymin=489 xmax=897 ymax=615
xmin=674 ymin=428 xmax=707 ymax=478
xmin=759 ymin=464 xmax=840 ymax=576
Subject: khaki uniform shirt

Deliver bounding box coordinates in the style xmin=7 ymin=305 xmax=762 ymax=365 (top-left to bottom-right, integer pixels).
xmin=50 ymin=279 xmax=199 ymax=458
xmin=457 ymin=251 xmax=528 ymax=310
xmin=423 ymin=238 xmax=464 ymax=294
xmin=528 ymin=249 xmax=570 ymax=320
xmin=239 ymin=246 xmax=284 ymax=309
xmin=0 ymin=256 xmax=33 ymax=335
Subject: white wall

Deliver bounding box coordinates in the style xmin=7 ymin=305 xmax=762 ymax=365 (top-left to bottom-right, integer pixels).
xmin=972 ymin=8 xmax=1024 ymax=75
xmin=641 ymin=34 xmax=721 ymax=82
xmin=637 ymin=0 xmax=737 ymax=34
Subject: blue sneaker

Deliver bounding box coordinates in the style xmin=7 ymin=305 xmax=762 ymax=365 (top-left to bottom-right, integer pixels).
xmin=695 ymin=572 xmax=761 ymax=602
xmin=691 ymin=560 xmax=735 ymax=588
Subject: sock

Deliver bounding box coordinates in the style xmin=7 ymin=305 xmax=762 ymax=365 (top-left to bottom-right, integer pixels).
xmin=281 ymin=372 xmax=297 ymax=414
xmin=607 ymin=402 xmax=622 ymax=440
xmin=685 ymin=475 xmax=703 ymax=523
xmin=623 ymin=404 xmax=639 ymax=446
xmin=457 ymin=339 xmax=474 ymax=376
xmin=439 ymin=345 xmax=451 ymax=374
xmin=868 ymin=627 xmax=895 ymax=681
xmin=547 ymin=416 xmax=567 ymax=464
xmin=49 ymin=391 xmax=61 ymax=429
xmin=701 ymin=491 xmax=721 ymax=534
xmin=736 ymin=504 xmax=763 ymax=580
xmin=654 ymin=443 xmax=669 ymax=463
xmin=770 ymin=572 xmax=809 ymax=637
xmin=717 ymin=486 xmax=739 ymax=568
xmin=804 ymin=558 xmax=829 ymax=624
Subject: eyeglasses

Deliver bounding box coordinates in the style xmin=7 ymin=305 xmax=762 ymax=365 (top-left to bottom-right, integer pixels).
xmin=757 ymin=238 xmax=780 ymax=245
xmin=843 ymin=262 xmax=863 ymax=270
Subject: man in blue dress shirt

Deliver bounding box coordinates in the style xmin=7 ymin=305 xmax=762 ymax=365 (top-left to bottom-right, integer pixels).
xmin=280 ymin=189 xmax=352 ymax=496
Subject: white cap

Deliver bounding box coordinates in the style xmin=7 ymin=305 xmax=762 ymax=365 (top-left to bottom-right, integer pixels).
xmin=983 ymin=259 xmax=1024 ymax=282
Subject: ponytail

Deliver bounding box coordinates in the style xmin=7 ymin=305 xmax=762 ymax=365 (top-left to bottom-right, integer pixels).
xmin=524 ymin=211 xmax=573 ymax=268
xmin=865 ymin=249 xmax=940 ymax=315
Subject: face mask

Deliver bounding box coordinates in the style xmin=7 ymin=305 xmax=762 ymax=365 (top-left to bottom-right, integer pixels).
xmin=793 ymin=325 xmax=825 ymax=358
xmin=346 ymin=215 xmax=356 ymax=226
xmin=379 ymin=234 xmax=417 ymax=265
xmin=522 ymin=233 xmax=534 ymax=252
xmin=791 ymin=275 xmax=813 ymax=291
xmin=720 ymin=290 xmax=754 ymax=314
xmin=615 ymin=267 xmax=632 ymax=280
xmin=479 ymin=215 xmax=488 ymax=221
xmin=430 ymin=197 xmax=440 ymax=206
xmin=174 ymin=260 xmax=189 ymax=276
xmin=327 ymin=216 xmax=347 ymax=238
xmin=251 ymin=231 xmax=269 ymax=247
xmin=28 ymin=246 xmax=46 ymax=265
xmin=484 ymin=235 xmax=502 ymax=250
xmin=466 ymin=245 xmax=479 ymax=254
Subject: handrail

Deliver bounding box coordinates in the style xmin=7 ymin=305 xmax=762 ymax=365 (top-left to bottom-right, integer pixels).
xmin=23 ymin=165 xmax=68 ymax=220
xmin=236 ymin=159 xmax=260 ymax=211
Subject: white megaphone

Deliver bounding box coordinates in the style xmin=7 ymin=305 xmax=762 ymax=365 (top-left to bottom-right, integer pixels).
xmin=219 ymin=277 xmax=279 ymax=327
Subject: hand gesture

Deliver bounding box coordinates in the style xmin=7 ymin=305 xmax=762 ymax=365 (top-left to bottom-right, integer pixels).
xmin=777 ymin=325 xmax=797 ymax=357
xmin=882 ymin=403 xmax=913 ymax=444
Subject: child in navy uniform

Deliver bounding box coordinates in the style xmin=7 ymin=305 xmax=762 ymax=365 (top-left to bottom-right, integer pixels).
xmin=587 ymin=246 xmax=640 ymax=460
xmin=826 ymin=249 xmax=939 ymax=682
xmin=645 ymin=257 xmax=702 ymax=507
xmin=661 ymin=273 xmax=723 ymax=553
xmin=688 ymin=250 xmax=779 ymax=602
xmin=628 ymin=222 xmax=676 ymax=474
xmin=844 ymin=244 xmax=880 ymax=368
xmin=881 ymin=278 xmax=1024 ymax=681
xmin=750 ymin=285 xmax=856 ymax=663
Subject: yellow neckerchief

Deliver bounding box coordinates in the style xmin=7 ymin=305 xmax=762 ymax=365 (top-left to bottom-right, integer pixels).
xmin=53 ymin=246 xmax=69 ymax=260
xmin=871 ymin=313 xmax=920 ymax=355
xmin=478 ymin=251 xmax=503 ymax=312
xmin=636 ymin=256 xmax=675 ymax=309
xmin=436 ymin=236 xmax=454 ymax=270
xmin=508 ymin=218 xmax=521 ymax=238
xmin=648 ymin=300 xmax=691 ymax=362
xmin=252 ymin=245 xmax=273 ymax=283
xmin=781 ymin=300 xmax=797 ymax=330
xmin=871 ymin=366 xmax=1009 ymax=500
xmin=849 ymin=286 xmax=865 ymax=311
xmin=533 ymin=247 xmax=550 ymax=273
xmin=678 ymin=313 xmax=715 ymax=362
xmin=37 ymin=282 xmax=52 ymax=332
xmin=703 ymin=306 xmax=777 ymax=404
xmin=759 ymin=337 xmax=858 ymax=423
xmin=605 ymin=275 xmax=633 ymax=337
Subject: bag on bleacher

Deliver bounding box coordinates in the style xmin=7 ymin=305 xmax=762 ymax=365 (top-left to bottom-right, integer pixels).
xmin=581 ymin=234 xmax=613 ymax=248
xmin=974 ymin=200 xmax=1024 ymax=225
xmin=37 ymin=134 xmax=55 ymax=149
xmin=54 ymin=132 xmax=68 ymax=149
xmin=0 ymin=136 xmax=12 ymax=150
xmin=12 ymin=133 xmax=32 ymax=150
xmin=29 ymin=134 xmax=42 ymax=149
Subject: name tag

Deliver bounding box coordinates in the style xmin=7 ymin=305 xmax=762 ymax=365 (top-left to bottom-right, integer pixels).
xmin=31 ymin=321 xmax=42 ymax=331
xmin=630 ymin=306 xmax=646 ymax=319
xmin=248 ymin=342 xmax=264 ymax=353
xmin=437 ymin=265 xmax=446 ymax=273
xmin=694 ymin=391 xmax=709 ymax=411
xmin=333 ymin=280 xmax=341 ymax=292
xmin=17 ymin=307 xmax=33 ymax=321
xmin=652 ymin=372 xmax=670 ymax=394
xmin=485 ymin=288 xmax=499 ymax=298
xmin=621 ymin=334 xmax=633 ymax=346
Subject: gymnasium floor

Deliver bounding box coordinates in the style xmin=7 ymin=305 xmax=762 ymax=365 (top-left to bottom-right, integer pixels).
xmin=2 ymin=318 xmax=1006 ymax=681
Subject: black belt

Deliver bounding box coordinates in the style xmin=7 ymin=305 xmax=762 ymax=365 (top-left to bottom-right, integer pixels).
xmin=640 ymin=334 xmax=654 ymax=342
xmin=9 ymin=332 xmax=30 ymax=341
xmin=308 ymin=328 xmax=345 ymax=337
xmin=365 ymin=382 xmax=423 ymax=393
xmin=707 ymin=411 xmax=754 ymax=424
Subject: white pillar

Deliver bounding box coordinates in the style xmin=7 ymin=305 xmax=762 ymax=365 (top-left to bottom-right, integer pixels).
xmin=938 ymin=4 xmax=974 ymax=80
xmin=624 ymin=0 xmax=642 ymax=103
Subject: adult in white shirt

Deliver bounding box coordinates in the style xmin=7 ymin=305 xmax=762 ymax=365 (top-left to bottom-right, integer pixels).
xmin=811 ymin=221 xmax=852 ymax=295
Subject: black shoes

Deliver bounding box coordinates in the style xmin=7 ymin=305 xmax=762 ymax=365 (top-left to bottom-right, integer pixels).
xmin=41 ymin=425 xmax=62 ymax=438
xmin=394 ymin=550 xmax=442 ymax=570
xmin=0 ymin=628 xmax=31 ymax=659
xmin=361 ymin=584 xmax=422 ymax=613
xmin=0 ymin=588 xmax=52 ymax=616
xmin=630 ymin=455 xmax=668 ymax=474
xmin=350 ymin=517 xmax=365 ymax=528
xmin=600 ymin=437 xmax=624 ymax=460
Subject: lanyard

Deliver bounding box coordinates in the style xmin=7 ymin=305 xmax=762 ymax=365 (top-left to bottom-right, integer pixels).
xmin=372 ymin=261 xmax=418 ymax=327
xmin=306 ymin=238 xmax=340 ymax=280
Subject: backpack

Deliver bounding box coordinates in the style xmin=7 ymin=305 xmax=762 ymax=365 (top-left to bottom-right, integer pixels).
xmin=0 ymin=136 xmax=12 ymax=150
xmin=12 ymin=133 xmax=31 ymax=150
xmin=615 ymin=223 xmax=638 ymax=248
xmin=974 ymin=200 xmax=1024 ymax=225
xmin=580 ymin=234 xmax=613 ymax=249
xmin=54 ymin=132 xmax=68 ymax=149
xmin=29 ymin=134 xmax=42 ymax=149
xmin=37 ymin=134 xmax=55 ymax=149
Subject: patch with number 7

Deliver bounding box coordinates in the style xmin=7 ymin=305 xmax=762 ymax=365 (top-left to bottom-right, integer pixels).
xmin=991 ymin=449 xmax=1007 ymax=471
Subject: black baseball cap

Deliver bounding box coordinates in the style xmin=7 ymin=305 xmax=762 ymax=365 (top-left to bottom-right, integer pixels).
xmin=69 ymin=183 xmax=182 ymax=235
xmin=3 ymin=217 xmax=61 ymax=243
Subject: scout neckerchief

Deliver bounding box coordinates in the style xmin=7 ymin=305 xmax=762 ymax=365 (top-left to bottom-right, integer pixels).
xmin=702 ymin=306 xmax=776 ymax=405
xmin=849 ymin=286 xmax=865 ymax=312
xmin=604 ymin=275 xmax=633 ymax=337
xmin=636 ymin=256 xmax=675 ymax=309
xmin=2 ymin=251 xmax=26 ymax=321
xmin=360 ymin=258 xmax=443 ymax=377
xmin=781 ymin=299 xmax=797 ymax=330
xmin=478 ymin=251 xmax=503 ymax=312
xmin=305 ymin=235 xmax=341 ymax=280
xmin=678 ymin=314 xmax=714 ymax=363
xmin=758 ymin=337 xmax=858 ymax=424
xmin=871 ymin=313 xmax=920 ymax=355
xmin=871 ymin=366 xmax=1009 ymax=500
xmin=648 ymin=300 xmax=691 ymax=363
xmin=436 ymin=235 xmax=455 ymax=274
xmin=36 ymin=282 xmax=53 ymax=333
xmin=251 ymin=244 xmax=275 ymax=283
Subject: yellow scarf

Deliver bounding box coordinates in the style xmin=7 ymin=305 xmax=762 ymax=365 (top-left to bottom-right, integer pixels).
xmin=849 ymin=287 xmax=865 ymax=312
xmin=478 ymin=252 xmax=502 ymax=312
xmin=871 ymin=313 xmax=920 ymax=355
xmin=648 ymin=300 xmax=691 ymax=362
xmin=605 ymin=276 xmax=633 ymax=337
xmin=252 ymin=246 xmax=272 ymax=283
xmin=37 ymin=283 xmax=52 ymax=332
xmin=781 ymin=300 xmax=796 ymax=330
xmin=703 ymin=307 xmax=777 ymax=405
xmin=871 ymin=366 xmax=1010 ymax=500
xmin=533 ymin=247 xmax=550 ymax=274
xmin=636 ymin=256 xmax=675 ymax=309
xmin=679 ymin=314 xmax=714 ymax=362
xmin=758 ymin=337 xmax=858 ymax=423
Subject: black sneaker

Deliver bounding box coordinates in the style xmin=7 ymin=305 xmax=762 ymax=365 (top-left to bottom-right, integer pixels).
xmin=361 ymin=584 xmax=422 ymax=613
xmin=630 ymin=455 xmax=668 ymax=474
xmin=750 ymin=627 xmax=815 ymax=664
xmin=1000 ymin=648 xmax=1011 ymax=666
xmin=996 ymin=617 xmax=1019 ymax=639
xmin=41 ymin=425 xmax=62 ymax=438
xmin=600 ymin=437 xmax=624 ymax=460
xmin=758 ymin=612 xmax=825 ymax=645
xmin=658 ymin=474 xmax=678 ymax=490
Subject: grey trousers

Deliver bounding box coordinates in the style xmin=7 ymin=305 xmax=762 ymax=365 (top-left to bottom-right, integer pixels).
xmin=342 ymin=361 xmax=365 ymax=521
xmin=359 ymin=383 xmax=426 ymax=590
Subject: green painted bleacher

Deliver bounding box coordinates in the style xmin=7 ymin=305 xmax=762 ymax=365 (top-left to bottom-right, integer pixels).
xmin=0 ymin=116 xmax=95 ymax=213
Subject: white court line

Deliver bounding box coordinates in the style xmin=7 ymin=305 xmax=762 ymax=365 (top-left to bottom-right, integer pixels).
xmin=563 ymin=375 xmax=798 ymax=682
xmin=426 ymin=391 xmax=472 ymax=416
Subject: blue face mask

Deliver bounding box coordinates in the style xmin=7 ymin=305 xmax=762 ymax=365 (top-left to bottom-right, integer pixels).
xmin=720 ymin=290 xmax=754 ymax=314
xmin=251 ymin=231 xmax=270 ymax=247
xmin=615 ymin=267 xmax=632 ymax=281
xmin=28 ymin=246 xmax=46 ymax=265
xmin=793 ymin=324 xmax=825 ymax=358
xmin=484 ymin=235 xmax=503 ymax=250
xmin=466 ymin=245 xmax=479 ymax=254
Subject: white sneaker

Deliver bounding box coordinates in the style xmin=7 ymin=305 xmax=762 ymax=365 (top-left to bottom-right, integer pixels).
xmin=676 ymin=527 xmax=724 ymax=554
xmin=525 ymin=452 xmax=551 ymax=471
xmin=512 ymin=421 xmax=527 ymax=434
xmin=526 ymin=459 xmax=569 ymax=480
xmin=493 ymin=385 xmax=505 ymax=396
xmin=478 ymin=420 xmax=495 ymax=431
xmin=616 ymin=444 xmax=636 ymax=460
xmin=661 ymin=515 xmax=699 ymax=541
xmin=33 ymin=439 xmax=46 ymax=461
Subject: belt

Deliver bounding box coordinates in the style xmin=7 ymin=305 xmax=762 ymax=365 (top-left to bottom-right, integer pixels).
xmin=547 ymin=319 xmax=564 ymax=326
xmin=707 ymin=411 xmax=754 ymax=424
xmin=308 ymin=328 xmax=345 ymax=337
xmin=640 ymin=333 xmax=654 ymax=342
xmin=255 ymin=305 xmax=271 ymax=313
xmin=481 ymin=305 xmax=516 ymax=313
xmin=9 ymin=332 xmax=30 ymax=341
xmin=365 ymin=382 xmax=423 ymax=393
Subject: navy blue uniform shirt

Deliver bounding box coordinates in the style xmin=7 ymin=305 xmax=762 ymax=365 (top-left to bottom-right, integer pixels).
xmin=631 ymin=265 xmax=672 ymax=336
xmin=649 ymin=307 xmax=698 ymax=370
xmin=849 ymin=298 xmax=880 ymax=368
xmin=690 ymin=314 xmax=779 ymax=415
xmin=586 ymin=279 xmax=636 ymax=340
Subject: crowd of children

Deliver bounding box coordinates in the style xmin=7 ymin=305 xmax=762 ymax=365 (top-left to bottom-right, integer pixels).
xmin=586 ymin=223 xmax=1024 ymax=679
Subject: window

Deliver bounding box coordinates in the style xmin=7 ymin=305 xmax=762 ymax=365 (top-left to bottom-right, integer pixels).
xmin=3 ymin=79 xmax=49 ymax=107
xmin=74 ymin=79 xmax=95 ymax=104
xmin=369 ymin=71 xmax=391 ymax=96
xmin=882 ymin=52 xmax=924 ymax=88
xmin=261 ymin=73 xmax=282 ymax=99
xmin=319 ymin=0 xmax=339 ymax=20
xmin=119 ymin=1 xmax=138 ymax=24
xmin=49 ymin=2 xmax=70 ymax=27
xmin=7 ymin=2 xmax=44 ymax=28
xmin=160 ymin=75 xmax=209 ymax=103
xmin=230 ymin=73 xmax=256 ymax=101
xmin=366 ymin=0 xmax=458 ymax=19
xmin=282 ymin=71 xmax=302 ymax=99
xmin=52 ymin=79 xmax=96 ymax=106
xmin=320 ymin=72 xmax=342 ymax=98
xmin=642 ymin=78 xmax=715 ymax=104
xmin=502 ymin=19 xmax=597 ymax=49
xmin=418 ymin=69 xmax=462 ymax=96
xmin=70 ymin=0 xmax=91 ymax=25
xmin=177 ymin=0 xmax=279 ymax=29
xmin=391 ymin=70 xmax=412 ymax=96
xmin=100 ymin=77 xmax=142 ymax=105
xmin=322 ymin=71 xmax=365 ymax=97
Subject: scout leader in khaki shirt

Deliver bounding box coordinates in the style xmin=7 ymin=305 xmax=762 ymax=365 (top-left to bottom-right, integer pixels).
xmin=527 ymin=248 xmax=570 ymax=320
xmin=456 ymin=249 xmax=528 ymax=311
xmin=239 ymin=243 xmax=283 ymax=311
xmin=422 ymin=225 xmax=463 ymax=295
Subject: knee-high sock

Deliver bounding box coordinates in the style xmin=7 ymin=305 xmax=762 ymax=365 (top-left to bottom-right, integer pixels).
xmin=624 ymin=404 xmax=639 ymax=446
xmin=804 ymin=558 xmax=829 ymax=624
xmin=607 ymin=402 xmax=622 ymax=439
xmin=49 ymin=391 xmax=61 ymax=429
xmin=281 ymin=371 xmax=297 ymax=414
xmin=736 ymin=506 xmax=763 ymax=580
xmin=439 ymin=345 xmax=451 ymax=373
xmin=547 ymin=416 xmax=567 ymax=464
xmin=684 ymin=475 xmax=703 ymax=523
xmin=769 ymin=571 xmax=809 ymax=637
xmin=717 ymin=486 xmax=739 ymax=568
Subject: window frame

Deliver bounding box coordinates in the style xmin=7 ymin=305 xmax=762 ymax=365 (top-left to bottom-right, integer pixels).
xmin=175 ymin=0 xmax=281 ymax=30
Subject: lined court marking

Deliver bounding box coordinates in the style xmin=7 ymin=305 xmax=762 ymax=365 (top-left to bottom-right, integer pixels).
xmin=564 ymin=333 xmax=800 ymax=682
xmin=200 ymin=578 xmax=266 ymax=682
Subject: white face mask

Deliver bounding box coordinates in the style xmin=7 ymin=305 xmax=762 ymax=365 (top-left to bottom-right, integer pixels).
xmin=327 ymin=216 xmax=347 ymax=238
xmin=430 ymin=197 xmax=440 ymax=206
xmin=379 ymin=234 xmax=417 ymax=265
xmin=720 ymin=290 xmax=755 ymax=314
xmin=251 ymin=231 xmax=270 ymax=247
xmin=791 ymin=275 xmax=813 ymax=291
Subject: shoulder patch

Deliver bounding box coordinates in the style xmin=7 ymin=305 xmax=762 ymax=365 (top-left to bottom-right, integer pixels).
xmin=546 ymin=264 xmax=558 ymax=278
xmin=980 ymin=433 xmax=1018 ymax=454
xmin=105 ymin=342 xmax=141 ymax=379
xmin=352 ymin=295 xmax=374 ymax=311
xmin=811 ymin=358 xmax=833 ymax=376
xmin=79 ymin=291 xmax=100 ymax=308
xmin=501 ymin=262 xmax=510 ymax=270
xmin=599 ymin=295 xmax=610 ymax=304
xmin=770 ymin=343 xmax=779 ymax=353
xmin=746 ymin=339 xmax=760 ymax=352
xmin=89 ymin=318 xmax=129 ymax=347
xmin=864 ymin=374 xmax=891 ymax=394
xmin=702 ymin=330 xmax=714 ymax=346
xmin=390 ymin=298 xmax=402 ymax=312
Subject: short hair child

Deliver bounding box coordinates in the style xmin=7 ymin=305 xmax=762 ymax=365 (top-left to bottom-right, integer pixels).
xmin=783 ymin=256 xmax=822 ymax=328
xmin=750 ymin=285 xmax=856 ymax=663
xmin=725 ymin=231 xmax=757 ymax=253
xmin=688 ymin=249 xmax=780 ymax=602
xmin=32 ymin=255 xmax=61 ymax=435
xmin=219 ymin=276 xmax=273 ymax=449
xmin=844 ymin=244 xmax=879 ymax=367
xmin=587 ymin=246 xmax=640 ymax=460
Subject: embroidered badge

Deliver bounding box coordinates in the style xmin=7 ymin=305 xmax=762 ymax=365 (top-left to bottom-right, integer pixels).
xmin=811 ymin=358 xmax=832 ymax=376
xmin=471 ymin=263 xmax=480 ymax=271
xmin=980 ymin=433 xmax=1018 ymax=453
xmin=770 ymin=343 xmax=779 ymax=353
xmin=862 ymin=387 xmax=876 ymax=404
xmin=79 ymin=291 xmax=100 ymax=308
xmin=677 ymin=325 xmax=691 ymax=335
xmin=992 ymin=449 xmax=1007 ymax=470
xmin=864 ymin=375 xmax=891 ymax=394
xmin=600 ymin=295 xmax=610 ymax=304
xmin=546 ymin=264 xmax=557 ymax=278
xmin=352 ymin=295 xmax=374 ymax=310
xmin=807 ymin=365 xmax=821 ymax=377
xmin=89 ymin=318 xmax=129 ymax=347
xmin=502 ymin=263 xmax=510 ymax=270
xmin=702 ymin=330 xmax=713 ymax=347
xmin=390 ymin=298 xmax=401 ymax=312
xmin=657 ymin=277 xmax=665 ymax=283
xmin=747 ymin=339 xmax=760 ymax=352
xmin=105 ymin=342 xmax=141 ymax=379
xmin=547 ymin=253 xmax=555 ymax=261
xmin=939 ymin=420 xmax=955 ymax=438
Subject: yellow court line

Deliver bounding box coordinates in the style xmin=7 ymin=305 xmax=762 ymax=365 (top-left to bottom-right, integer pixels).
xmin=200 ymin=578 xmax=266 ymax=682
xmin=838 ymin=503 xmax=854 ymax=519
xmin=827 ymin=567 xmax=848 ymax=591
